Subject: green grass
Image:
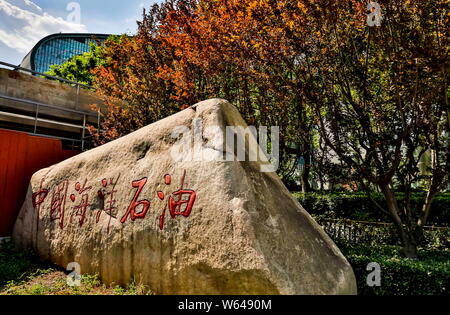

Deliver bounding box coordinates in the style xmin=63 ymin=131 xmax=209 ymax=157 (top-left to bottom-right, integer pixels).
xmin=0 ymin=240 xmax=50 ymax=288
xmin=0 ymin=240 xmax=152 ymax=295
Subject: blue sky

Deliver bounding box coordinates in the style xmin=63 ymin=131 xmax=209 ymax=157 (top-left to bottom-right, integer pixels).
xmin=0 ymin=0 xmax=160 ymax=65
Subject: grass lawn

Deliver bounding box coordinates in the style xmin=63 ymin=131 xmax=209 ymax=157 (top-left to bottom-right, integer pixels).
xmin=0 ymin=241 xmax=152 ymax=295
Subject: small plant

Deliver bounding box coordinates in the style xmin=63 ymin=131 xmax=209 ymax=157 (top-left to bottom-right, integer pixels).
xmin=113 ymin=278 xmax=152 ymax=295
xmin=29 ymin=284 xmax=47 ymax=295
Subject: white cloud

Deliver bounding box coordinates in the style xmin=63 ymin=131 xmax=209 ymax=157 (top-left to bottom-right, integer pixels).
xmin=0 ymin=0 xmax=87 ymax=54
xmin=7 ymin=0 xmax=42 ymax=14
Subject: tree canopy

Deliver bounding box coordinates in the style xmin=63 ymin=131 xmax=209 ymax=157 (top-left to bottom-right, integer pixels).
xmin=46 ymin=42 xmax=107 ymax=86
xmin=50 ymin=0 xmax=449 ymax=258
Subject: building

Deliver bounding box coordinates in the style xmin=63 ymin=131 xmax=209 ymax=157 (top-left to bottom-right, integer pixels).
xmin=20 ymin=33 xmax=110 ymax=74
xmin=0 ymin=33 xmax=111 ymax=237
xmin=0 ymin=66 xmax=105 ymax=237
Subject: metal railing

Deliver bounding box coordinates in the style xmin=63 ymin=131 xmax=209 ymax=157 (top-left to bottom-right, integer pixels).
xmin=0 ymin=93 xmax=101 ymax=151
xmin=0 ymin=60 xmax=101 ymax=150
xmin=315 ymin=217 xmax=450 ymax=247
xmin=0 ymin=60 xmax=92 ymax=90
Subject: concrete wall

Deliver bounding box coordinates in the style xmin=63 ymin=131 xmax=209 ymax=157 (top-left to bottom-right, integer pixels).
xmin=0 ymin=68 xmax=105 ymax=128
xmin=0 ymin=68 xmax=103 ymax=112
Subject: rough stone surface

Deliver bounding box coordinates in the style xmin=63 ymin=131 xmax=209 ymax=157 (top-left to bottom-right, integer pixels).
xmin=13 ymin=99 xmax=357 ymax=295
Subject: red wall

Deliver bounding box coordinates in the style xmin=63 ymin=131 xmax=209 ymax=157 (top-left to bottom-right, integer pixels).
xmin=0 ymin=129 xmax=79 ymax=236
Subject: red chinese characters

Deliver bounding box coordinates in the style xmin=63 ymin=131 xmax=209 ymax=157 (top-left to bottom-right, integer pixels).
xmin=32 ymin=188 xmax=48 ymax=209
xmin=49 ymin=180 xmax=69 ymax=229
xmin=69 ymin=180 xmax=92 ymax=227
xmin=30 ymin=170 xmax=197 ymax=231
xmin=96 ymin=175 xmax=120 ymax=233
xmin=120 ymin=178 xmax=150 ymax=223
xmin=32 ymin=177 xmax=49 ymax=229
xmin=157 ymin=170 xmax=197 ymax=230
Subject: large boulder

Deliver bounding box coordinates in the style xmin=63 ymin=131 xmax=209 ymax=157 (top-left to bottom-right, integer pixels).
xmin=13 ymin=99 xmax=356 ymax=294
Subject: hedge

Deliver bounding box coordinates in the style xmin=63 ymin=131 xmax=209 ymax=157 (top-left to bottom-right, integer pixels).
xmin=294 ymin=192 xmax=450 ymax=225
xmin=338 ymin=243 xmax=450 ymax=295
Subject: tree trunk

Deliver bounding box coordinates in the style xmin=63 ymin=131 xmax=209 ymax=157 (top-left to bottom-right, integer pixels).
xmin=379 ymin=183 xmax=418 ymax=259
xmin=418 ymin=189 xmax=437 ymax=228
xmin=418 ymin=150 xmax=439 ymax=228
xmin=415 ymin=184 xmax=439 ymax=247
xmin=300 ymin=150 xmax=312 ymax=193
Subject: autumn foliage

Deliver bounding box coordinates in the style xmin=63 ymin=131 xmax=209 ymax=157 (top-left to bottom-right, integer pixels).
xmin=86 ymin=0 xmax=449 ymax=257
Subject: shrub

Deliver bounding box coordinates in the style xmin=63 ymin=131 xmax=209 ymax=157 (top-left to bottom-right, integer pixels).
xmin=338 ymin=243 xmax=450 ymax=295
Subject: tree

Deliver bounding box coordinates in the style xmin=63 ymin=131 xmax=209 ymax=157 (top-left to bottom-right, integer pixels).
xmin=88 ymin=0 xmax=448 ymax=257
xmin=153 ymin=0 xmax=317 ymax=187
xmin=89 ymin=17 xmax=181 ymax=144
xmin=159 ymin=0 xmax=448 ymax=257
xmin=90 ymin=0 xmax=317 ymax=188
xmin=298 ymin=0 xmax=449 ymax=258
xmin=46 ymin=42 xmax=107 ymax=86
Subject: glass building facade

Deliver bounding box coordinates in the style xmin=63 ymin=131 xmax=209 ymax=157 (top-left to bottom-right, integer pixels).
xmin=20 ymin=33 xmax=110 ymax=74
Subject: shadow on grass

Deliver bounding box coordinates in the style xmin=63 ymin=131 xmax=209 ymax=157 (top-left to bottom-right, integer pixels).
xmin=0 ymin=240 xmax=54 ymax=290
xmin=0 ymin=240 xmax=153 ymax=295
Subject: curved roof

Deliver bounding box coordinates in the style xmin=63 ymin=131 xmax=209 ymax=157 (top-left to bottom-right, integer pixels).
xmin=20 ymin=33 xmax=111 ymax=73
